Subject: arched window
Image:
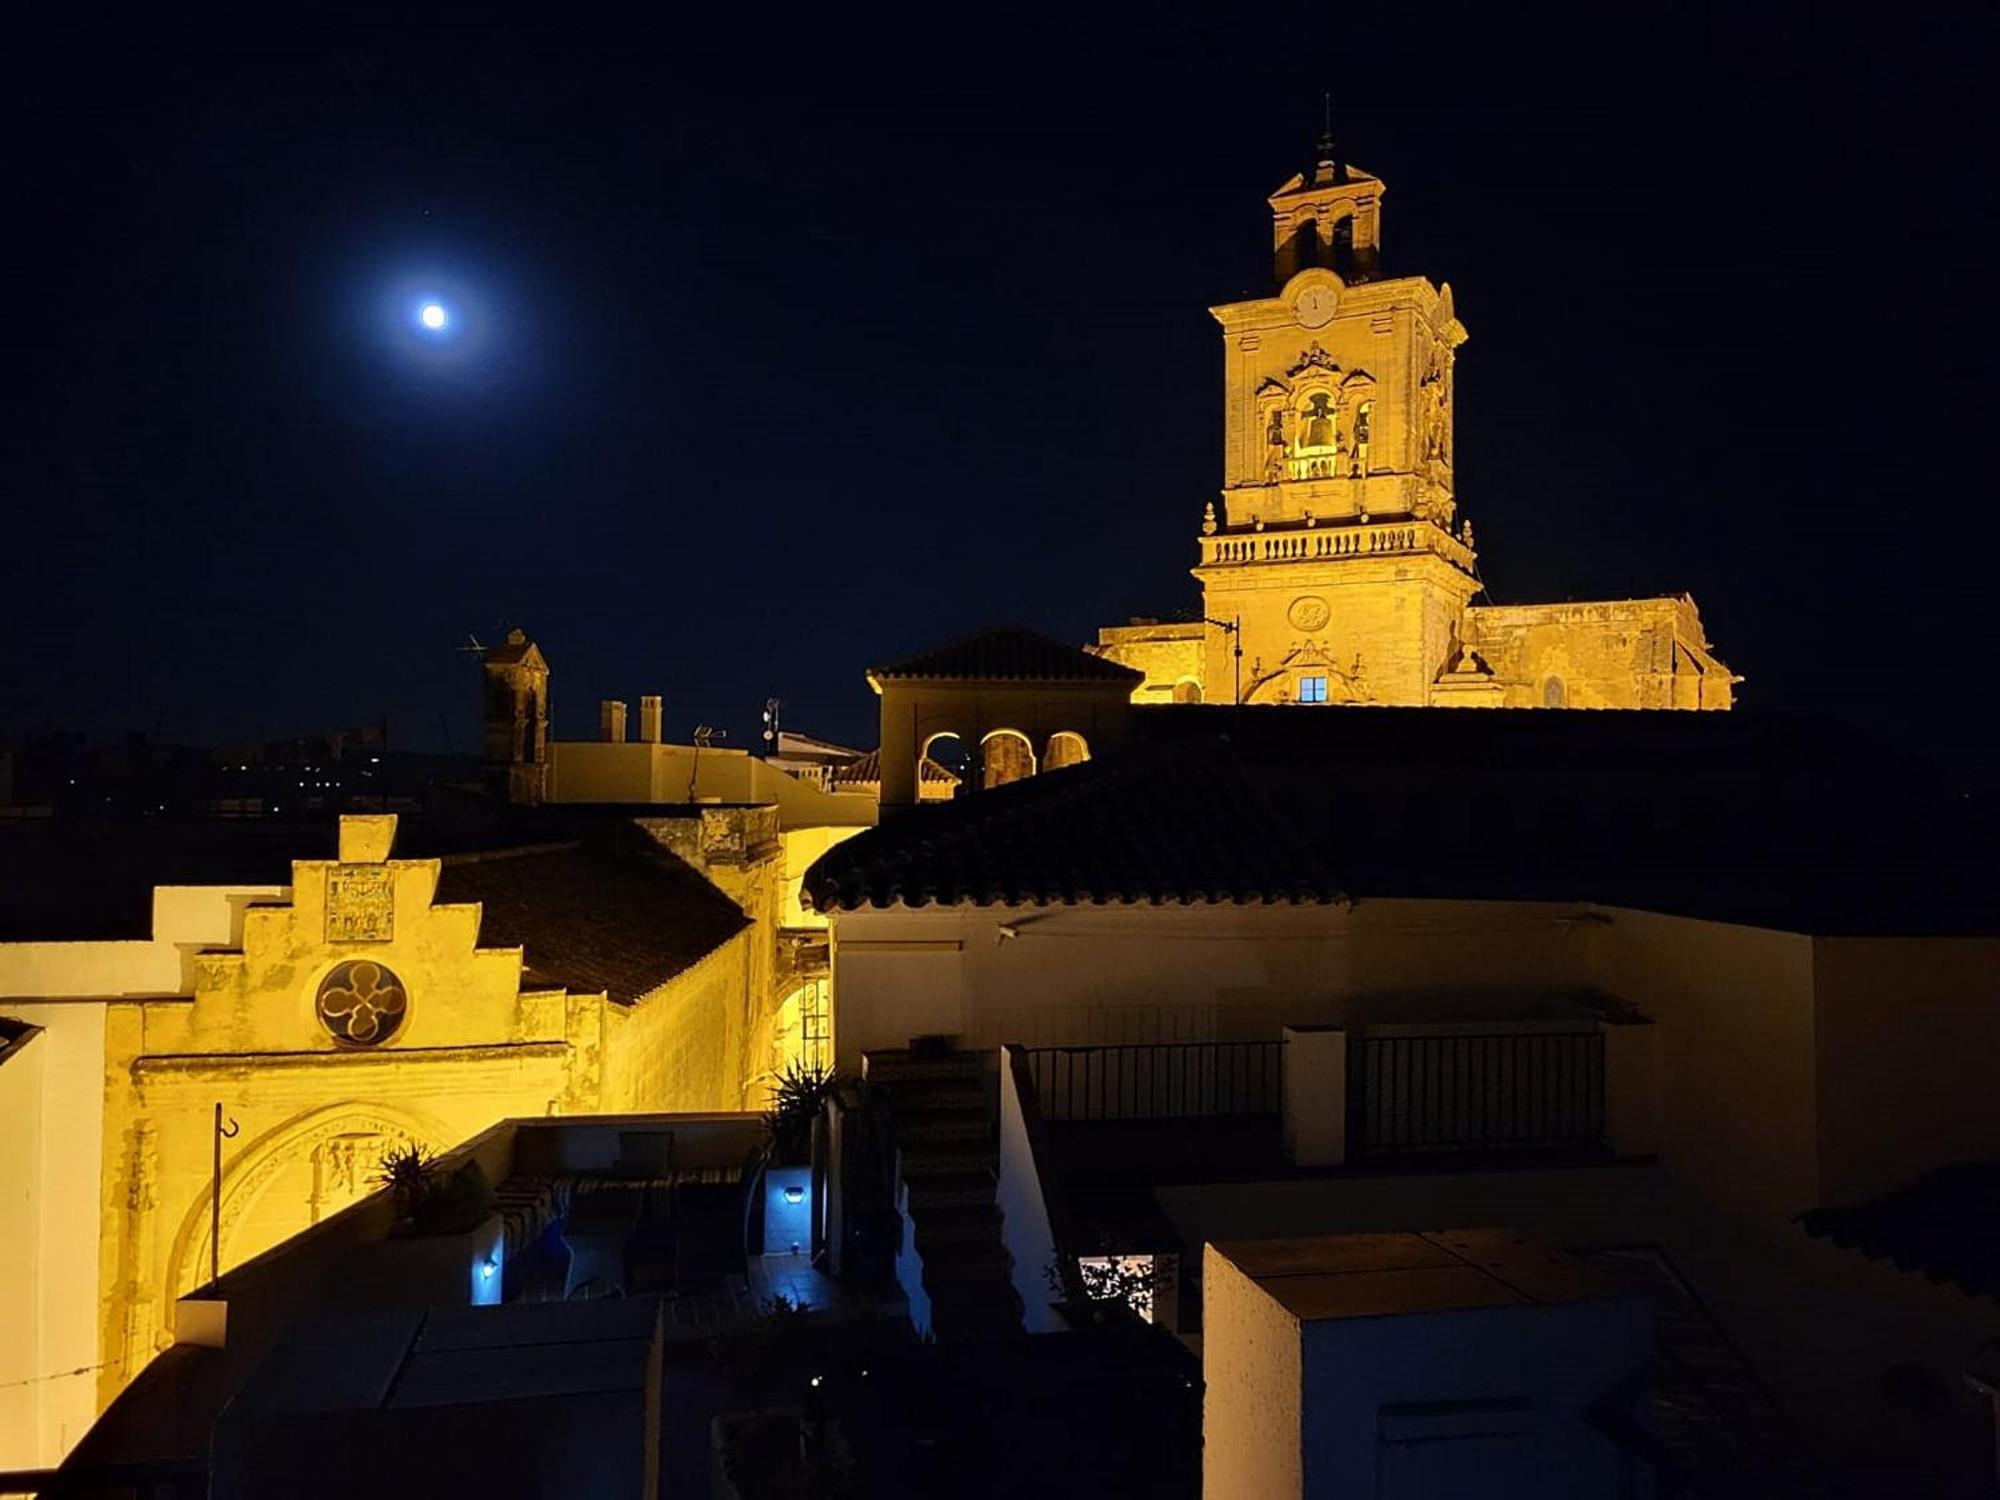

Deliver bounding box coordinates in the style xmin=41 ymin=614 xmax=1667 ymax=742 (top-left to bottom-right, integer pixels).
xmin=921 ymin=732 xmax=970 ymax=796
xmin=1291 ymin=389 xmax=1339 ymax=480
xmin=1352 ymin=401 xmax=1372 ymax=476
xmin=980 ymin=730 xmax=1036 ymax=789
xmin=1543 ymin=676 xmax=1568 ymax=709
xmin=1171 ymin=680 xmax=1202 ymax=705
xmin=1045 ymin=732 xmax=1090 ymax=771
xmin=1331 ymin=215 xmax=1354 ymax=277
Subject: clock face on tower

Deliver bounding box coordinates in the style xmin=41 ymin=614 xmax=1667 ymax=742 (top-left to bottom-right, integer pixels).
xmin=1296 ymin=284 xmax=1338 ymax=328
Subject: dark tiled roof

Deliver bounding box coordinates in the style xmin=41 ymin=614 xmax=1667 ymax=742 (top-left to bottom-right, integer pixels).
xmin=829 ymin=750 xmax=958 ymax=788
xmin=805 ymin=736 xmax=1344 ymax=910
xmin=1801 ymin=1159 xmax=2000 ymax=1299
xmin=871 ymin=627 xmax=1143 ymax=685
xmin=437 ymin=829 xmax=749 ymax=1003
xmin=804 ymin=707 xmax=1998 ymax=932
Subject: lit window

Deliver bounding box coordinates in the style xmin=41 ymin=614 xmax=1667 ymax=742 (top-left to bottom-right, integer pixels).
xmin=1299 ymin=674 xmax=1329 ymax=703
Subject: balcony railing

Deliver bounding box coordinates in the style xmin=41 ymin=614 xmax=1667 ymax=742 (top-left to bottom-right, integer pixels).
xmin=1349 ymin=1028 xmax=1605 ymax=1155
xmin=1022 ymin=1041 xmax=1283 ymax=1123
xmin=1199 ymin=516 xmax=1472 ymax=571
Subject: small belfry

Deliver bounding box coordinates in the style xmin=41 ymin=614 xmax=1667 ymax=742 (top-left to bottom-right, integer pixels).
xmin=1095 ymin=137 xmax=1736 ymax=711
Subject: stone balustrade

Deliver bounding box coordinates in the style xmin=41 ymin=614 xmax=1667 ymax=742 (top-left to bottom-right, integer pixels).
xmin=1199 ymin=516 xmax=1473 ymax=571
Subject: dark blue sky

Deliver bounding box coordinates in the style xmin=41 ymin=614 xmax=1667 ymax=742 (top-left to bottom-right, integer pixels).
xmin=4 ymin=6 xmax=1994 ymax=771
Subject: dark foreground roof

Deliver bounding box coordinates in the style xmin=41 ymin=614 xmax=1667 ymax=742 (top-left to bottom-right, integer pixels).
xmin=870 ymin=627 xmax=1143 ymax=684
xmin=1801 ymin=1159 xmax=2000 ymax=1299
xmin=807 ymin=734 xmax=1345 ymax=910
xmin=437 ymin=829 xmax=749 ymax=1003
xmin=805 ymin=706 xmax=1997 ymax=934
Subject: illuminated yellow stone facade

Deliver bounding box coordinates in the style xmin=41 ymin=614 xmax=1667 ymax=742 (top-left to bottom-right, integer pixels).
xmin=81 ymin=814 xmax=772 ymax=1416
xmin=1095 ymin=145 xmax=1735 ymax=710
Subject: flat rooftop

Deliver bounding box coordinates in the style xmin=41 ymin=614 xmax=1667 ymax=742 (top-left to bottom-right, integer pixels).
xmin=1211 ymin=1228 xmax=1627 ymax=1322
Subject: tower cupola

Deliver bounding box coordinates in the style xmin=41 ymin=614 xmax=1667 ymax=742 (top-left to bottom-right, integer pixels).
xmin=1269 ymin=135 xmax=1384 ymax=286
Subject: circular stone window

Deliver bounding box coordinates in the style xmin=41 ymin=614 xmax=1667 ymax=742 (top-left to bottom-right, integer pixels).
xmin=315 ymin=960 xmax=409 ymax=1046
xmin=1288 ymin=595 xmax=1331 ymax=631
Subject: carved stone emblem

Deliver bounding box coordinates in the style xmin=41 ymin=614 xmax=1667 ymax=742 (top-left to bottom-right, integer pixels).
xmin=315 ymin=960 xmax=409 ymax=1047
xmin=326 ymin=865 xmax=394 ymax=943
xmin=1288 ymin=596 xmax=1332 ymax=632
xmin=1287 ymin=344 xmax=1341 ymax=378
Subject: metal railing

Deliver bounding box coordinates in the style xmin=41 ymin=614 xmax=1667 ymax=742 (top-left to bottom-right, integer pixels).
xmin=1350 ymin=1028 xmax=1605 ymax=1154
xmin=1022 ymin=1041 xmax=1282 ymax=1123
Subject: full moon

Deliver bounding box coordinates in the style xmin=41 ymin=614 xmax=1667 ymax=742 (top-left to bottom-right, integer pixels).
xmin=419 ymin=302 xmax=448 ymax=330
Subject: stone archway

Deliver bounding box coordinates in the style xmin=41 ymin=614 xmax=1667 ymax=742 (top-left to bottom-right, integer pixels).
xmin=1045 ymin=731 xmax=1090 ymax=771
xmin=165 ymin=1099 xmax=448 ymax=1300
xmin=980 ymin=730 xmax=1036 ymax=789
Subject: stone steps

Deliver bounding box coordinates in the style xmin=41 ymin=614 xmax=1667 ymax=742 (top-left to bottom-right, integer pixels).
xmin=913 ymin=1201 xmax=1005 ymax=1250
xmin=869 ymin=1042 xmax=1025 ymax=1340
xmin=905 ymin=1170 xmax=999 ymax=1212
xmin=897 ymin=1105 xmax=993 ymax=1142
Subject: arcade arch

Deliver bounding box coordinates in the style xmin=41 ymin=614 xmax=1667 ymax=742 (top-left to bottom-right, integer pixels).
xmin=1044 ymin=732 xmax=1090 ymax=771
xmin=981 ymin=730 xmax=1037 ymax=789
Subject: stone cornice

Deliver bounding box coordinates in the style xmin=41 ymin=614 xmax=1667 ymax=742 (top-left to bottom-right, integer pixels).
xmin=131 ymin=1040 xmax=573 ymax=1076
xmin=1211 ymin=273 xmax=1442 ymax=334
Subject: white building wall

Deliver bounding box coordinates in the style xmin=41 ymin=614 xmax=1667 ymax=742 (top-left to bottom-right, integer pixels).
xmin=832 ymin=899 xmax=1595 ymax=1067
xmin=0 ymin=883 xmax=277 ymax=1469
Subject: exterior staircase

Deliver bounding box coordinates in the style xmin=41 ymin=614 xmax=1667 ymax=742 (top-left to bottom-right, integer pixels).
xmin=863 ymin=1045 xmax=1025 ymax=1340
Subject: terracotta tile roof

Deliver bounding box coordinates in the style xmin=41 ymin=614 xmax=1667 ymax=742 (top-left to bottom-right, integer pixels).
xmin=805 ymin=736 xmax=1344 ymax=910
xmin=437 ymin=829 xmax=749 ymax=1003
xmin=871 ymin=627 xmax=1144 ymax=685
xmin=804 ymin=707 xmax=1997 ymax=932
xmin=1800 ymin=1159 xmax=2000 ymax=1299
xmin=829 ymin=749 xmax=958 ymax=788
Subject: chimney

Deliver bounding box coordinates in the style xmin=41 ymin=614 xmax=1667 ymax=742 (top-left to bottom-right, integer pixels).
xmin=637 ymin=695 xmax=663 ymax=744
xmin=600 ymin=699 xmax=628 ymax=743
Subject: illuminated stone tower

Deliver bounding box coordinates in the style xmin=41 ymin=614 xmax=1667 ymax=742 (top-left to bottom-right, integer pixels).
xmin=482 ymin=628 xmax=550 ymax=805
xmin=1094 ymin=138 xmax=1735 ymax=711
xmin=1196 ymin=136 xmax=1475 ymax=706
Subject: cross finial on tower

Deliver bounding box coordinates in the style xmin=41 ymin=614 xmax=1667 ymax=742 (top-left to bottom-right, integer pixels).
xmin=1315 ymin=95 xmax=1342 ymax=183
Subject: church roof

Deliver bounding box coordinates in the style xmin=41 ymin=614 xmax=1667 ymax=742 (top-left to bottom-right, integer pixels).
xmin=870 ymin=628 xmax=1143 ymax=686
xmin=437 ymin=829 xmax=750 ymax=1003
xmin=804 ymin=707 xmax=1997 ymax=934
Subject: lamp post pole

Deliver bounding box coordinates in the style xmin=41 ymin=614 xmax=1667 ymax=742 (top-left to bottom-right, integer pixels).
xmin=211 ymin=1103 xmax=239 ymax=1286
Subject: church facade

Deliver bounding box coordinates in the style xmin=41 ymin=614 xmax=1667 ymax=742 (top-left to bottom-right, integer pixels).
xmin=1094 ymin=144 xmax=1735 ymax=711
xmin=0 ymin=809 xmax=784 ymax=1466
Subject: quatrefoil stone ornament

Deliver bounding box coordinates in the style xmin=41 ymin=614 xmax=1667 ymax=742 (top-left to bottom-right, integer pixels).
xmin=316 ymin=960 xmax=410 ymax=1047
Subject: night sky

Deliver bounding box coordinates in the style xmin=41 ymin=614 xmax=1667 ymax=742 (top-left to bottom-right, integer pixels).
xmin=5 ymin=7 xmax=1995 ymax=774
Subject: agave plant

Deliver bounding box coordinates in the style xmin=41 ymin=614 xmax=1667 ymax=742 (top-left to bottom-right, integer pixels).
xmin=764 ymin=1061 xmax=837 ymax=1164
xmin=373 ymin=1141 xmax=442 ymax=1221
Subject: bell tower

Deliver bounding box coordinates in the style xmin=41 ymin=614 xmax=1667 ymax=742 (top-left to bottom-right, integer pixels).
xmin=1193 ymin=140 xmax=1478 ymax=706
xmin=481 ymin=628 xmax=551 ymax=806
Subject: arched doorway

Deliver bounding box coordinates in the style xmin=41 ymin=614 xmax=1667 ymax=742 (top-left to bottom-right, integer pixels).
xmin=166 ymin=1101 xmax=446 ymax=1300
xmin=981 ymin=730 xmax=1036 ymax=789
